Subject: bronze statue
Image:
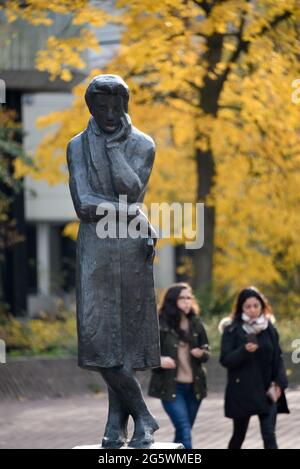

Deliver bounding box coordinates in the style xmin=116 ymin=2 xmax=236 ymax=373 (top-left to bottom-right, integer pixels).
xmin=67 ymin=75 xmax=160 ymax=448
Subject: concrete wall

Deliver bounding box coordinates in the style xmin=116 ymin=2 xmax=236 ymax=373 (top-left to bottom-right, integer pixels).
xmin=0 ymin=354 xmax=298 ymax=400
xmin=23 ymin=92 xmax=76 ymax=222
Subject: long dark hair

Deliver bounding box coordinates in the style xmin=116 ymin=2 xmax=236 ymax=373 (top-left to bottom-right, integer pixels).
xmin=231 ymin=286 xmax=273 ymax=322
xmin=159 ymin=283 xmax=199 ymax=342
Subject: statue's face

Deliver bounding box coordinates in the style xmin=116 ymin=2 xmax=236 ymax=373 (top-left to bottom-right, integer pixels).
xmin=92 ymin=94 xmax=124 ymax=134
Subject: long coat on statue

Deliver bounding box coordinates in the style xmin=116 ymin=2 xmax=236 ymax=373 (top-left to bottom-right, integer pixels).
xmin=67 ymin=117 xmax=160 ymax=371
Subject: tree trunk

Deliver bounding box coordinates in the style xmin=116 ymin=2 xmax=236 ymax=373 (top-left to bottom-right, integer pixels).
xmin=192 ymin=34 xmax=223 ymax=292
xmin=193 ymin=148 xmax=215 ymax=291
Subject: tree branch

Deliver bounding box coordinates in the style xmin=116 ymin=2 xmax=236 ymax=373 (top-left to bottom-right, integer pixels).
xmin=220 ymin=9 xmax=293 ymax=89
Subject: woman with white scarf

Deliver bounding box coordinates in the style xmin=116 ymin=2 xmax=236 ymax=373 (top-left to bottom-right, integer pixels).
xmin=219 ymin=287 xmax=289 ymax=449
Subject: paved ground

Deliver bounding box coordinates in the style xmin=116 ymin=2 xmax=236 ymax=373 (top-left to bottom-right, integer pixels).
xmin=0 ymin=389 xmax=299 ymax=449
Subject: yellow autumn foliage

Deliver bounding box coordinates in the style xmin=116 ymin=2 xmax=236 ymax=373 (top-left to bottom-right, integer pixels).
xmin=0 ymin=312 xmax=76 ymax=354
xmin=2 ymin=0 xmax=300 ymax=313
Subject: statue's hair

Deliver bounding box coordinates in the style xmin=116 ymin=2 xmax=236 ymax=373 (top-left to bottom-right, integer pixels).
xmin=85 ymin=74 xmax=129 ymax=114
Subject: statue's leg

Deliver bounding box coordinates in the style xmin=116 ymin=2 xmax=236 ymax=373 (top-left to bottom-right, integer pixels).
xmin=100 ymin=365 xmax=159 ymax=448
xmin=101 ymin=383 xmax=130 ymax=448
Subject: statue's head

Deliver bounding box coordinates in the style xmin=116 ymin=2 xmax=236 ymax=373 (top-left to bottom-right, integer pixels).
xmin=85 ymin=74 xmax=130 ymax=134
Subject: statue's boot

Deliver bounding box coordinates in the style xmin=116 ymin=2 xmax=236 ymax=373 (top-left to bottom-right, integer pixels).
xmin=100 ymin=365 xmax=159 ymax=449
xmin=128 ymin=413 xmax=159 ymax=449
xmin=101 ymin=386 xmax=130 ymax=448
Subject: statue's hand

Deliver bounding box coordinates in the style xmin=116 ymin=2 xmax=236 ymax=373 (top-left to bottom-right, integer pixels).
xmin=106 ymin=113 xmax=132 ymax=149
xmin=146 ymin=238 xmax=156 ymax=264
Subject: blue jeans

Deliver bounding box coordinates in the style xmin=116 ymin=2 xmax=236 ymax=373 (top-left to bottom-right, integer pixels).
xmin=161 ymin=383 xmax=202 ymax=449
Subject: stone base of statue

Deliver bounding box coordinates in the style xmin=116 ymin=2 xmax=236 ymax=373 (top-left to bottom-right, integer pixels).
xmin=73 ymin=442 xmax=185 ymax=449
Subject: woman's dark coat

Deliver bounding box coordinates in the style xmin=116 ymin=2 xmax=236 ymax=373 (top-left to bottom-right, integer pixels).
xmin=148 ymin=315 xmax=210 ymax=401
xmin=220 ymin=320 xmax=289 ymax=419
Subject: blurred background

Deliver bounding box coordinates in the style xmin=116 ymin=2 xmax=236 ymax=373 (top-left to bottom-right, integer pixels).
xmin=0 ymin=0 xmax=300 ymax=433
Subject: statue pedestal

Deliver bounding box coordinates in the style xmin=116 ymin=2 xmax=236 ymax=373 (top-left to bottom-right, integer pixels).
xmin=73 ymin=442 xmax=185 ymax=449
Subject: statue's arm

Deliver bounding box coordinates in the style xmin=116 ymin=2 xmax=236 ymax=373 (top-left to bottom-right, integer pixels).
xmin=67 ymin=138 xmax=139 ymax=221
xmin=107 ymin=140 xmax=155 ymax=203
xmin=107 ymin=139 xmax=157 ymax=242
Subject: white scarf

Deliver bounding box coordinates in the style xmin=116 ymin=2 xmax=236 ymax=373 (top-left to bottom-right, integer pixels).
xmin=242 ymin=313 xmax=269 ymax=335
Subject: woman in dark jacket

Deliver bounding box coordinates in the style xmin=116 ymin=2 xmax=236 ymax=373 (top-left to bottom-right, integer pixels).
xmin=148 ymin=283 xmax=210 ymax=449
xmin=219 ymin=286 xmax=289 ymax=449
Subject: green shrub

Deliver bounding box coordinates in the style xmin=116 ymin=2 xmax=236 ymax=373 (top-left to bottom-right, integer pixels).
xmin=0 ymin=310 xmax=77 ymax=356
